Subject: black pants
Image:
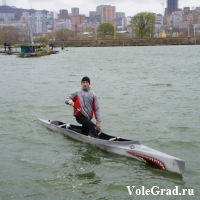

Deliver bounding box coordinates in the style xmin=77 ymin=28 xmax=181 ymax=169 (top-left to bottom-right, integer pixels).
xmin=76 ymin=116 xmax=99 ymax=138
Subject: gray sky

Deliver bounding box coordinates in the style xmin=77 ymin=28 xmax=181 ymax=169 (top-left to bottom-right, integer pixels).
xmin=6 ymin=0 xmax=200 ymax=16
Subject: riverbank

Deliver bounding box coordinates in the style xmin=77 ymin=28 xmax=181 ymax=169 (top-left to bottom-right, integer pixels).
xmin=52 ymin=37 xmax=200 ymax=47
xmin=1 ymin=37 xmax=199 ymax=48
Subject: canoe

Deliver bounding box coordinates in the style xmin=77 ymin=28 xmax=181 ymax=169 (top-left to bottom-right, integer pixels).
xmin=37 ymin=118 xmax=185 ymax=175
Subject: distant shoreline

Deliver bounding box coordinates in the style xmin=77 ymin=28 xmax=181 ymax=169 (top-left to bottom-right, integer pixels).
xmin=1 ymin=37 xmax=199 ymax=48
xmin=40 ymin=37 xmax=200 ymax=47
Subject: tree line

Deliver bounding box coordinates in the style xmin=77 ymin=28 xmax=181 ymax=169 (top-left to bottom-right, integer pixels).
xmin=0 ymin=12 xmax=190 ymax=44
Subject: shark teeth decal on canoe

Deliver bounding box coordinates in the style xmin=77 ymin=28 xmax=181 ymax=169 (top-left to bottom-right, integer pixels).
xmin=127 ymin=151 xmax=166 ymax=170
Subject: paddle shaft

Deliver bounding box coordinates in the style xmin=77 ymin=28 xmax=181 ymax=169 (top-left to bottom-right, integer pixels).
xmin=72 ymin=105 xmax=87 ymax=118
xmin=71 ymin=105 xmax=118 ymax=139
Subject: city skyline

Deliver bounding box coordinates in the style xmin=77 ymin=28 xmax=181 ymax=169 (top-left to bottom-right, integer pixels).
xmin=4 ymin=0 xmax=200 ymax=16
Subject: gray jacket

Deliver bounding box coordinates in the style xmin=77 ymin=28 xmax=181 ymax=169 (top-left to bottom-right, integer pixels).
xmin=65 ymin=87 xmax=101 ymax=124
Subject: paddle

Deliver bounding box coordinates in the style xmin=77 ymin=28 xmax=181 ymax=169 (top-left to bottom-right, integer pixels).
xmin=70 ymin=105 xmax=102 ymax=136
xmin=71 ymin=105 xmax=122 ymax=140
xmin=69 ymin=105 xmax=121 ymax=141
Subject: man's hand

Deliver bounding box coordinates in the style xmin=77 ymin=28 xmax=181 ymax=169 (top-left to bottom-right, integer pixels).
xmin=96 ymin=123 xmax=101 ymax=130
xmin=68 ymin=100 xmax=74 ymax=106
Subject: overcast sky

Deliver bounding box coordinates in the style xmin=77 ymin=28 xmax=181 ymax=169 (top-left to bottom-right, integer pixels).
xmin=5 ymin=0 xmax=200 ymax=16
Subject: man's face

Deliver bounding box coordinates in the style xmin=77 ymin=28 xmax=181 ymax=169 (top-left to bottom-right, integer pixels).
xmin=82 ymin=81 xmax=90 ymax=89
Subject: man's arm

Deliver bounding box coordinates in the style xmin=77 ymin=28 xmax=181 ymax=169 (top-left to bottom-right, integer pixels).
xmin=65 ymin=89 xmax=78 ymax=105
xmin=93 ymin=94 xmax=101 ymax=125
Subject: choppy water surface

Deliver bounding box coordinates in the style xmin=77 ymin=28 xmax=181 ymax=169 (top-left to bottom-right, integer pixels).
xmin=0 ymin=46 xmax=200 ymax=200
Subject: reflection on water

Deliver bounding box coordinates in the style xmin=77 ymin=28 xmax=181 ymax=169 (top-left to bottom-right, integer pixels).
xmin=81 ymin=151 xmax=101 ymax=165
xmin=76 ymin=171 xmax=96 ymax=180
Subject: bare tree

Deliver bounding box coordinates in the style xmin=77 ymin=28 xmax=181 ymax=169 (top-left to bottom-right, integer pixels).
xmin=0 ymin=27 xmax=20 ymax=42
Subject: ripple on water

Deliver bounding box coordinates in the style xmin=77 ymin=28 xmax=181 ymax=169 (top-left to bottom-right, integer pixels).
xmin=0 ymin=46 xmax=200 ymax=199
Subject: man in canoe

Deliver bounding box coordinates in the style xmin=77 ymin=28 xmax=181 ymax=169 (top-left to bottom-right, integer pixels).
xmin=65 ymin=76 xmax=101 ymax=138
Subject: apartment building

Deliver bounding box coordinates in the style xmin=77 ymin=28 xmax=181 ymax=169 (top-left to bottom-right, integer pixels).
xmin=35 ymin=11 xmax=47 ymax=34
xmin=0 ymin=12 xmax=14 ymax=21
xmin=48 ymin=11 xmax=58 ymax=20
xmin=71 ymin=15 xmax=84 ymax=32
xmin=90 ymin=5 xmax=104 ymax=23
xmin=59 ymin=9 xmax=68 ymax=20
xmin=116 ymin=12 xmax=125 ymax=27
xmin=155 ymin=13 xmax=163 ymax=25
xmin=122 ymin=16 xmax=131 ymax=31
xmin=100 ymin=5 xmax=116 ymax=27
xmin=170 ymin=11 xmax=183 ymax=28
xmin=25 ymin=11 xmax=47 ymax=35
xmin=71 ymin=8 xmax=79 ymax=16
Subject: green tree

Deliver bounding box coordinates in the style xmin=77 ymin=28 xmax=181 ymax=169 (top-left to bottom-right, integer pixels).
xmin=131 ymin=12 xmax=156 ymax=38
xmin=97 ymin=23 xmax=114 ymax=39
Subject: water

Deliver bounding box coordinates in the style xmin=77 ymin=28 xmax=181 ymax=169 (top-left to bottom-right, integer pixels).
xmin=0 ymin=46 xmax=200 ymax=200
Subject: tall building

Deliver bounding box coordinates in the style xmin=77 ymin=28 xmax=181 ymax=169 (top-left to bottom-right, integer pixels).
xmin=122 ymin=16 xmax=131 ymax=31
xmin=100 ymin=5 xmax=116 ymax=27
xmin=0 ymin=12 xmax=14 ymax=21
xmin=165 ymin=0 xmax=179 ymax=15
xmin=89 ymin=11 xmax=96 ymax=17
xmin=94 ymin=5 xmax=104 ymax=23
xmin=59 ymin=9 xmax=68 ymax=20
xmin=35 ymin=11 xmax=47 ymax=34
xmin=155 ymin=13 xmax=163 ymax=25
xmin=88 ymin=11 xmax=99 ymax=23
xmin=170 ymin=11 xmax=182 ymax=28
xmin=71 ymin=14 xmax=84 ymax=32
xmin=96 ymin=5 xmax=104 ymax=15
xmin=48 ymin=11 xmax=58 ymax=19
xmin=53 ymin=11 xmax=58 ymax=19
xmin=71 ymin=7 xmax=79 ymax=16
xmin=25 ymin=11 xmax=47 ymax=35
xmin=116 ymin=12 xmax=125 ymax=27
xmin=163 ymin=14 xmax=170 ymax=25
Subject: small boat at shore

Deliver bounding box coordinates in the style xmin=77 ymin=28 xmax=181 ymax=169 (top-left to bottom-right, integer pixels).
xmin=15 ymin=43 xmax=50 ymax=57
xmin=37 ymin=118 xmax=185 ymax=175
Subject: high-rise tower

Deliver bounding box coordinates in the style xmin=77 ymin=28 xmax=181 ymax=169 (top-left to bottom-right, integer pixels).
xmin=71 ymin=7 xmax=79 ymax=16
xmin=59 ymin=9 xmax=68 ymax=20
xmin=166 ymin=0 xmax=179 ymax=15
xmin=100 ymin=5 xmax=116 ymax=27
